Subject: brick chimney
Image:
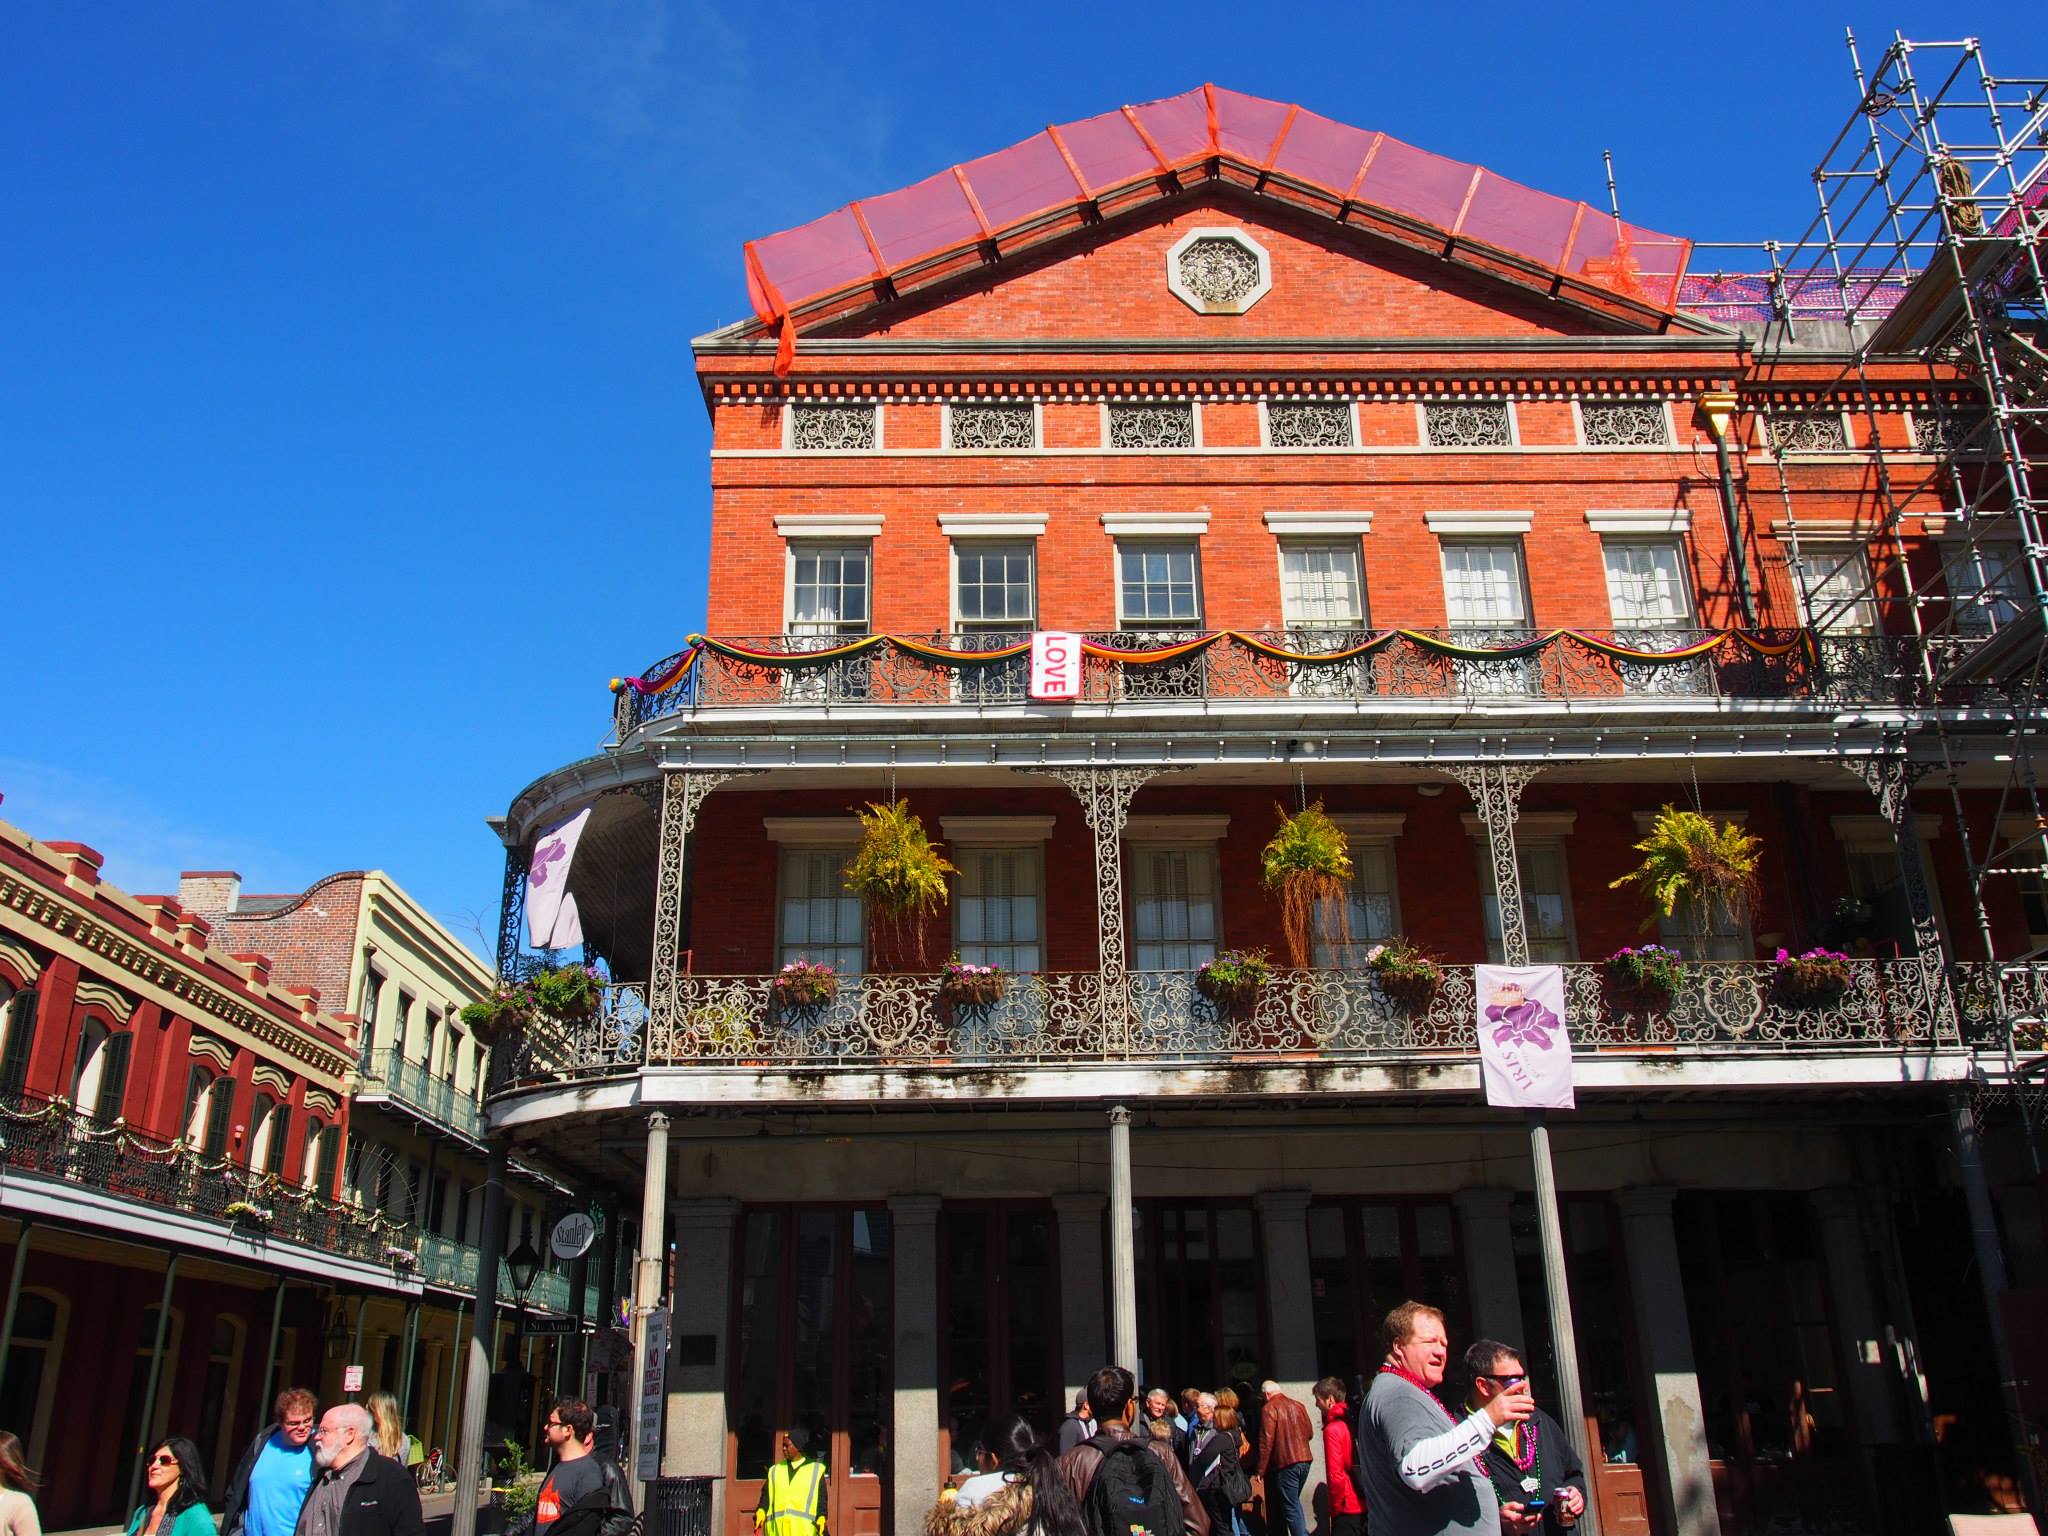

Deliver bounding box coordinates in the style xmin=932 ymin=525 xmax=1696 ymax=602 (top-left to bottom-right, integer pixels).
xmin=178 ymin=871 xmax=243 ymax=922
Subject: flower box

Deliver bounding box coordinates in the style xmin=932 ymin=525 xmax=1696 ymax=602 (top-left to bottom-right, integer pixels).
xmin=1774 ymin=948 xmax=1851 ymax=1008
xmin=772 ymin=961 xmax=839 ymax=1011
xmin=1196 ymin=949 xmax=1272 ymax=1009
xmin=938 ymin=961 xmax=1007 ymax=1009
xmin=1367 ymin=939 xmax=1442 ymax=1011
xmin=1604 ymin=945 xmax=1686 ymax=1012
xmin=225 ymin=1200 xmax=274 ymax=1229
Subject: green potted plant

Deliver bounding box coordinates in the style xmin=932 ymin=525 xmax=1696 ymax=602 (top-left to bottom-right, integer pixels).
xmin=1196 ymin=948 xmax=1273 ymax=1008
xmin=1608 ymin=805 xmax=1762 ymax=938
xmin=1368 ymin=938 xmax=1442 ymax=1010
xmin=938 ymin=957 xmax=1008 ymax=1009
xmin=842 ymin=798 xmax=959 ymax=962
xmin=460 ymin=982 xmax=532 ymax=1046
xmin=1604 ymin=944 xmax=1687 ymax=1012
xmin=224 ymin=1199 xmax=274 ymax=1230
xmin=1773 ymin=945 xmax=1852 ymax=1008
xmin=492 ymin=1439 xmax=541 ymax=1533
xmin=1260 ymin=802 xmax=1355 ymax=967
xmin=529 ymin=964 xmax=602 ymax=1022
xmin=771 ymin=959 xmax=839 ymax=1011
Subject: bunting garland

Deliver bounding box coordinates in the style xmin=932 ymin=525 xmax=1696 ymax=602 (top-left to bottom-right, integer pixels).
xmin=610 ymin=628 xmax=1822 ymax=697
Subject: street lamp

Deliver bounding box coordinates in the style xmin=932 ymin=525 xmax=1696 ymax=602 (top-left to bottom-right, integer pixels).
xmin=507 ymin=1237 xmax=541 ymax=1298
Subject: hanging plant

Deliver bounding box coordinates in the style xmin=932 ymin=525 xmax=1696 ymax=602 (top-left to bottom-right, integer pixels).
xmin=1604 ymin=944 xmax=1687 ymax=1012
xmin=938 ymin=957 xmax=1008 ymax=1010
xmin=771 ymin=959 xmax=839 ymax=1011
xmin=1773 ymin=946 xmax=1851 ymax=1008
xmin=1368 ymin=938 xmax=1442 ymax=1011
xmin=1196 ymin=948 xmax=1273 ymax=1008
xmin=459 ymin=983 xmax=533 ymax=1046
xmin=842 ymin=799 xmax=958 ymax=963
xmin=529 ymin=964 xmax=603 ymax=1023
xmin=1260 ymin=802 xmax=1355 ymax=967
xmin=1608 ymin=805 xmax=1762 ymax=935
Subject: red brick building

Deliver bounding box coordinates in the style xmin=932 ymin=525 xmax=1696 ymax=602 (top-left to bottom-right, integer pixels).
xmin=480 ymin=79 xmax=2046 ymax=1536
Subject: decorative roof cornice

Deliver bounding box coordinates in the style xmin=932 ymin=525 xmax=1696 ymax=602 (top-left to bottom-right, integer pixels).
xmin=704 ymin=370 xmax=1737 ymax=404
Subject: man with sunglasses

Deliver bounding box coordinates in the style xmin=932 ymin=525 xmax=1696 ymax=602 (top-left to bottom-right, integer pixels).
xmin=514 ymin=1401 xmax=629 ymax=1536
xmin=223 ymin=1388 xmax=318 ymax=1536
xmin=1461 ymin=1344 xmax=1585 ymax=1534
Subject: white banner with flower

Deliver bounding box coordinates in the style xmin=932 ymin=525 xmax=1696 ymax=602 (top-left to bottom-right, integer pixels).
xmin=526 ymin=807 xmax=590 ymax=950
xmin=1475 ymin=964 xmax=1575 ymax=1109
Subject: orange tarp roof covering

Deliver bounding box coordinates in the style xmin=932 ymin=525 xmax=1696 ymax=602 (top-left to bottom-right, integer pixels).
xmin=743 ymin=85 xmax=1692 ymax=370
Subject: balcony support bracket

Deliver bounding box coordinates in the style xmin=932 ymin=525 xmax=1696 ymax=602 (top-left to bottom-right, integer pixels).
xmin=1443 ymin=764 xmax=1542 ymax=967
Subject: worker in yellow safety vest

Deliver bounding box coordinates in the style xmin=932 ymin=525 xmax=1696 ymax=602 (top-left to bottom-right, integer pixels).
xmin=755 ymin=1426 xmax=827 ymax=1536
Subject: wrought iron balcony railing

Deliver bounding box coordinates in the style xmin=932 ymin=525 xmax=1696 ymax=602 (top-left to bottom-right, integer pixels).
xmin=613 ymin=630 xmax=1938 ymax=734
xmin=357 ymin=1047 xmax=484 ymax=1140
xmin=417 ymin=1231 xmax=589 ymax=1314
xmin=0 ymin=1090 xmax=414 ymax=1269
xmin=486 ymin=960 xmax=1964 ymax=1087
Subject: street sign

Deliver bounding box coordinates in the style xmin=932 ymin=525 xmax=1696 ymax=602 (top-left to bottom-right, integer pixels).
xmin=550 ymin=1211 xmax=597 ymax=1261
xmin=520 ymin=1316 xmax=586 ymax=1336
xmin=343 ymin=1365 xmax=364 ymax=1393
xmin=636 ymin=1308 xmax=668 ymax=1474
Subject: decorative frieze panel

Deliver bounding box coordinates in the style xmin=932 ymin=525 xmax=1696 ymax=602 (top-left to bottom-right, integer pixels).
xmin=1165 ymin=227 xmax=1272 ymax=315
xmin=948 ymin=404 xmax=1035 ymax=450
xmin=1581 ymin=402 xmax=1671 ymax=447
xmin=1769 ymin=412 xmax=1851 ymax=453
xmin=1267 ymin=402 xmax=1354 ymax=448
xmin=1424 ymin=402 xmax=1513 ymax=448
xmin=1912 ymin=408 xmax=1990 ymax=455
xmin=789 ymin=404 xmax=877 ymax=451
xmin=1108 ymin=402 xmax=1197 ymax=449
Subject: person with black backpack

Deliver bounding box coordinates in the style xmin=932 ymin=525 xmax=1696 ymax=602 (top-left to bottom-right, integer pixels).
xmin=1055 ymin=1368 xmax=1209 ymax=1536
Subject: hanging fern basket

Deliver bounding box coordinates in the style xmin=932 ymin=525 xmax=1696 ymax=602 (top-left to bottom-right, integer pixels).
xmin=842 ymin=799 xmax=958 ymax=964
xmin=1260 ymin=802 xmax=1354 ymax=968
xmin=1608 ymin=805 xmax=1762 ymax=938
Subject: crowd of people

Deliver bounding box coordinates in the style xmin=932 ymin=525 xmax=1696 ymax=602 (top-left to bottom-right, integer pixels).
xmin=0 ymin=1385 xmax=635 ymax=1536
xmin=904 ymin=1300 xmax=1587 ymax=1536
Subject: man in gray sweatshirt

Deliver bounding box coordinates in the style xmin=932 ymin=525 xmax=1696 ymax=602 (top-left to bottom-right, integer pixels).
xmin=1356 ymin=1301 xmax=1535 ymax=1536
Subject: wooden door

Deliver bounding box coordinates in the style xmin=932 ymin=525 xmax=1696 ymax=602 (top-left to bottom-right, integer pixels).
xmin=1584 ymin=1417 xmax=1652 ymax=1536
xmin=725 ymin=1209 xmax=891 ymax=1536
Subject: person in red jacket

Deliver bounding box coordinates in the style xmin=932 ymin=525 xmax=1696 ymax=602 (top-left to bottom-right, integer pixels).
xmin=1313 ymin=1379 xmax=1364 ymax=1536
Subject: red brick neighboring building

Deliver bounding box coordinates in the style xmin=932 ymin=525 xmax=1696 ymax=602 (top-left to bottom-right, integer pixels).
xmin=478 ymin=86 xmax=2044 ymax=1536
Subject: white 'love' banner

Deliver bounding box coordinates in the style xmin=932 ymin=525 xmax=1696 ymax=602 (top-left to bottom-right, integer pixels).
xmin=1475 ymin=964 xmax=1575 ymax=1109
xmin=1030 ymin=631 xmax=1083 ymax=700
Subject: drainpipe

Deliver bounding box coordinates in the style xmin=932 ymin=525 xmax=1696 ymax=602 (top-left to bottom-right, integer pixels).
xmin=1699 ymin=391 xmax=1758 ymax=628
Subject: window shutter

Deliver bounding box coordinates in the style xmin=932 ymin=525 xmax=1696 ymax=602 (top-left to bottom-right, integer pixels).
xmin=204 ymin=1076 xmax=235 ymax=1159
xmin=95 ymin=1031 xmax=132 ymax=1123
xmin=267 ymin=1104 xmax=292 ymax=1175
xmin=0 ymin=989 xmax=39 ymax=1098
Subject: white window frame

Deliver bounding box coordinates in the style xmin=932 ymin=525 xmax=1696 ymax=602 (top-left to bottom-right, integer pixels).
xmin=1101 ymin=400 xmax=1203 ymax=452
xmin=783 ymin=401 xmax=884 ymax=453
xmin=1832 ymin=813 xmax=1951 ymax=952
xmin=941 ymin=401 xmax=1042 ymax=452
xmin=783 ymin=540 xmax=874 ymax=637
xmin=1115 ymin=539 xmax=1205 ymax=628
xmin=1571 ymin=400 xmax=1677 ymax=449
xmin=1416 ymin=400 xmax=1521 ymax=449
xmin=950 ymin=540 xmax=1038 ymax=631
xmin=1277 ymin=539 xmax=1369 ymax=629
xmin=1778 ymin=532 xmax=1878 ymax=635
xmin=949 ymin=842 xmax=1047 ymax=973
xmin=1126 ymin=824 xmax=1227 ymax=972
xmin=772 ymin=839 xmax=866 ymax=974
xmin=1464 ymin=812 xmax=1579 ymax=963
xmin=1260 ymin=400 xmax=1361 ymax=450
xmin=7 ymin=1285 xmax=66 ymax=1468
xmin=1315 ymin=813 xmax=1406 ymax=966
xmin=1599 ymin=537 xmax=1697 ymax=628
xmin=1439 ymin=538 xmax=1533 ymax=628
xmin=1939 ymin=533 xmax=2029 ymax=636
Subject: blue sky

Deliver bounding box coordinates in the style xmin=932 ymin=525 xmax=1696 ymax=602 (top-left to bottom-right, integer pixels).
xmin=5 ymin=1 xmax=2040 ymax=956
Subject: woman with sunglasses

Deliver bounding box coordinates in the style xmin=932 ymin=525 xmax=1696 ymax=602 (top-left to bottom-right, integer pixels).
xmin=127 ymin=1437 xmax=215 ymax=1536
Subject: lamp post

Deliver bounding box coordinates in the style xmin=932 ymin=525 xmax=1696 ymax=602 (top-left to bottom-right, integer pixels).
xmin=506 ymin=1236 xmax=541 ymax=1342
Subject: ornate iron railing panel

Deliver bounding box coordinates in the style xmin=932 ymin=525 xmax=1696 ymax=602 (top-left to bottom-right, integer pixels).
xmin=616 ymin=631 xmax=1942 ymax=732
xmin=485 ymin=961 xmax=1959 ymax=1085
xmin=1953 ymin=961 xmax=2048 ymax=1048
xmin=358 ymin=1048 xmax=483 ymax=1140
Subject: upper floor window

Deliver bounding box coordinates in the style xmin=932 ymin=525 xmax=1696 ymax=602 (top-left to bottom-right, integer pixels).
xmin=1480 ymin=844 xmax=1577 ymax=963
xmin=788 ymin=544 xmax=871 ymax=636
xmin=954 ymin=847 xmax=1043 ymax=972
xmin=1423 ymin=402 xmax=1513 ymax=448
xmin=1580 ymin=402 xmax=1671 ymax=447
xmin=1267 ymin=403 xmax=1355 ymax=449
xmin=777 ymin=847 xmax=864 ymax=974
xmin=1280 ymin=543 xmax=1367 ymax=628
xmin=1118 ymin=543 xmax=1202 ymax=627
xmin=1789 ymin=544 xmax=1876 ymax=634
xmin=250 ymin=1094 xmax=291 ymax=1177
xmin=954 ymin=544 xmax=1035 ymax=631
xmin=0 ymin=983 xmax=37 ymax=1100
xmin=70 ymin=1020 xmax=130 ymax=1124
xmin=1947 ymin=545 xmax=2028 ymax=636
xmin=788 ymin=403 xmax=879 ymax=452
xmin=1107 ymin=402 xmax=1197 ymax=450
xmin=303 ymin=1120 xmax=339 ymax=1196
xmin=395 ymin=991 xmax=415 ymax=1056
xmin=1129 ymin=844 xmax=1220 ymax=971
xmin=1442 ymin=541 xmax=1530 ymax=628
xmin=183 ymin=1066 xmax=233 ymax=1161
xmin=1602 ymin=540 xmax=1693 ymax=628
xmin=1768 ymin=412 xmax=1850 ymax=453
xmin=948 ymin=404 xmax=1036 ymax=450
xmin=1312 ymin=841 xmax=1400 ymax=967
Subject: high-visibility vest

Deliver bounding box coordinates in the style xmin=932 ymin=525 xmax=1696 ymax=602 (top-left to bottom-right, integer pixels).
xmin=762 ymin=1458 xmax=826 ymax=1536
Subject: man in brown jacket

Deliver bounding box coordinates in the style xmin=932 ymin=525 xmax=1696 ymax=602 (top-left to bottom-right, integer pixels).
xmin=1256 ymin=1381 xmax=1314 ymax=1536
xmin=1057 ymin=1366 xmax=1210 ymax=1536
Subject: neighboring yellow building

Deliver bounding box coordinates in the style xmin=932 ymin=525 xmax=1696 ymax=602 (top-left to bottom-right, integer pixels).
xmin=181 ymin=867 xmax=605 ymax=1465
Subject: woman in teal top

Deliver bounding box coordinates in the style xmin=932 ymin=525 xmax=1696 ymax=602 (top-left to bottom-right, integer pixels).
xmin=127 ymin=1437 xmax=215 ymax=1536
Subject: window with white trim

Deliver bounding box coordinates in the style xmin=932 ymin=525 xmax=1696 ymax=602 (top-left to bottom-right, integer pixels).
xmin=1129 ymin=844 xmax=1220 ymax=971
xmin=953 ymin=544 xmax=1036 ymax=630
xmin=1842 ymin=829 xmax=1950 ymax=954
xmin=1945 ymin=544 xmax=2027 ymax=636
xmin=1267 ymin=402 xmax=1355 ymax=448
xmin=1312 ymin=842 xmax=1400 ymax=967
xmin=70 ymin=1019 xmax=130 ymax=1124
xmin=954 ymin=847 xmax=1043 ymax=972
xmin=1442 ymin=541 xmax=1530 ymax=627
xmin=1118 ymin=542 xmax=1202 ymax=626
xmin=788 ymin=544 xmax=871 ymax=636
xmin=1601 ymin=540 xmax=1693 ymax=627
xmin=0 ymin=1287 xmax=64 ymax=1467
xmin=1656 ymin=895 xmax=1752 ymax=961
xmin=1280 ymin=542 xmax=1367 ymax=628
xmin=777 ymin=847 xmax=864 ymax=973
xmin=1479 ymin=845 xmax=1577 ymax=963
xmin=1788 ymin=545 xmax=1876 ymax=634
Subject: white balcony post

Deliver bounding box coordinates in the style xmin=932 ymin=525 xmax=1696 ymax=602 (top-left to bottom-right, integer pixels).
xmin=888 ymin=1194 xmax=944 ymax=1536
xmin=1108 ymin=1106 xmax=1139 ymax=1372
xmin=631 ymin=1111 xmax=672 ymax=1491
xmin=1053 ymin=1193 xmax=1109 ymax=1399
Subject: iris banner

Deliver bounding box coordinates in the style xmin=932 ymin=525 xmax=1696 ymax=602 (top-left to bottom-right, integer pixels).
xmin=1475 ymin=964 xmax=1575 ymax=1109
xmin=526 ymin=807 xmax=590 ymax=950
